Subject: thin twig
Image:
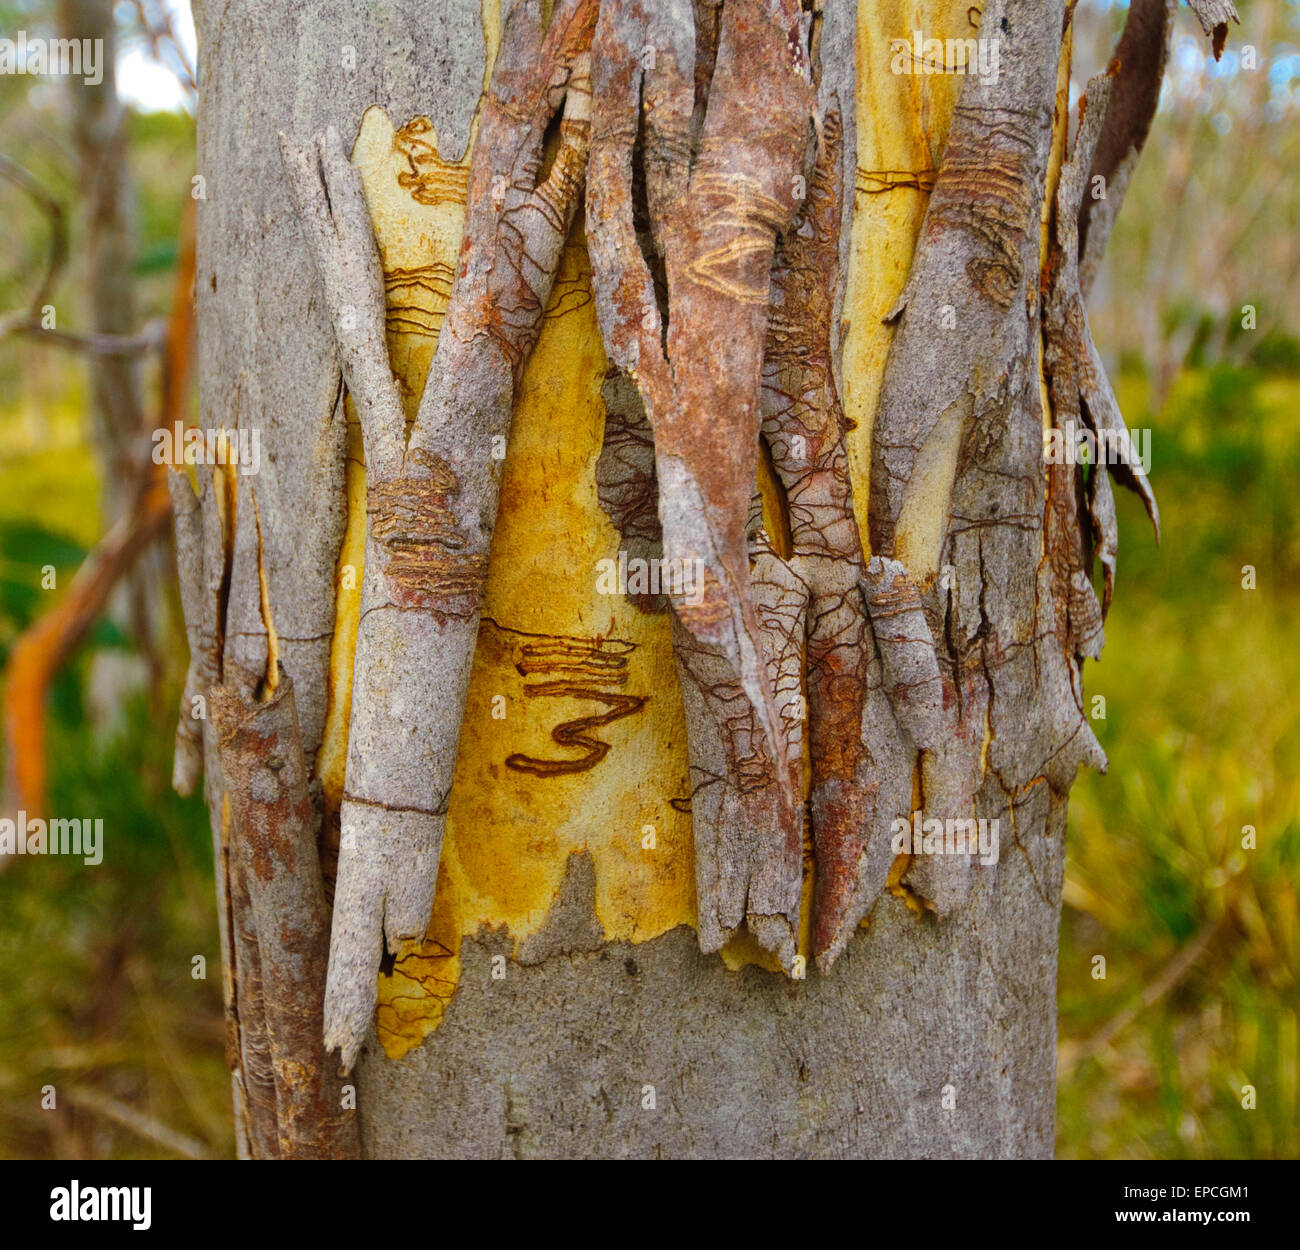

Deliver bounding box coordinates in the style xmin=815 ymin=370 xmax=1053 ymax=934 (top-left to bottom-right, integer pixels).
xmin=63 ymin=1083 xmax=209 ymax=1159
xmin=1058 ymin=911 xmax=1233 ymax=1078
xmin=7 ymin=319 xmax=166 ymax=357
xmin=0 ymin=152 xmax=68 ymax=333
xmin=125 ymin=0 xmax=197 ymax=99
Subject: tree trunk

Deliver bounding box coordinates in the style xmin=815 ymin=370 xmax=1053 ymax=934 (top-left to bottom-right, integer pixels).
xmin=186 ymin=0 xmax=1225 ymax=1158
xmin=62 ymin=0 xmax=164 ymax=713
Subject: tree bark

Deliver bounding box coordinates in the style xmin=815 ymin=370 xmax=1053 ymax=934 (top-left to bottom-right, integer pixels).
xmin=188 ymin=0 xmax=1227 ymax=1157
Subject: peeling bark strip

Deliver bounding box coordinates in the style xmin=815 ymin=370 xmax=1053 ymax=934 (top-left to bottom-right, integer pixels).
xmin=864 ymin=0 xmax=1103 ymax=921
xmin=1078 ymin=1 xmax=1239 ymax=294
xmin=1048 ymin=66 xmax=1160 ymax=633
xmin=211 ymin=666 xmax=359 ymax=1159
xmin=1076 ymin=0 xmax=1173 ymax=299
xmin=757 ymin=105 xmax=882 ymax=966
xmin=587 ymin=0 xmax=819 ymax=966
xmin=280 ymin=0 xmax=596 ymax=1070
xmin=1186 ymin=0 xmax=1240 ymax=61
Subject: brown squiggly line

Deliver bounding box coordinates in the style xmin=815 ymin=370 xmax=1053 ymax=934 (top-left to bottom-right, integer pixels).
xmin=504 ymin=636 xmax=647 ymax=776
xmin=392 ymin=118 xmax=471 ymax=207
xmin=856 ymin=167 xmax=938 ymax=195
xmin=505 ymin=683 xmax=647 ymax=776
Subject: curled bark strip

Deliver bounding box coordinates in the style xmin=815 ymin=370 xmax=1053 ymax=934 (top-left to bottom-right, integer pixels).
xmin=1078 ymin=2 xmax=1239 ymax=294
xmin=1080 ymin=329 xmax=1160 ymax=541
xmin=1091 ymin=463 xmax=1120 ymax=616
xmin=1077 ymin=0 xmax=1173 ymax=299
xmin=1186 ymin=0 xmax=1240 ymax=60
xmin=1048 ymin=68 xmax=1160 ymax=638
xmin=281 ymin=0 xmax=596 ymax=1069
xmin=1046 ymin=70 xmax=1117 ymax=646
xmin=588 ymin=0 xmax=816 ymax=963
xmin=757 ymin=103 xmax=882 ymax=965
xmin=211 ymin=665 xmax=358 ymax=1158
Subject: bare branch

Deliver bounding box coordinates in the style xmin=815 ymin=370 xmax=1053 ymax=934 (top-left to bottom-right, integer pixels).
xmin=0 ymin=153 xmax=68 ymax=338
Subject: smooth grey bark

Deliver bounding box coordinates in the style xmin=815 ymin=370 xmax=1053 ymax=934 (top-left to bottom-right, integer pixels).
xmin=356 ymin=844 xmax=1063 ymax=1158
xmin=192 ymin=0 xmax=1120 ymax=1157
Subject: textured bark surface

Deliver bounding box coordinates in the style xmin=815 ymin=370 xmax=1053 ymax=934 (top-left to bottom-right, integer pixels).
xmin=211 ymin=665 xmax=357 ymax=1158
xmin=188 ymin=0 xmax=1227 ymax=1157
xmin=278 ymin=0 xmax=596 ymax=1069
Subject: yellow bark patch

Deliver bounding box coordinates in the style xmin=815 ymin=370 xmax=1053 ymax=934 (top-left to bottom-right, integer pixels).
xmin=841 ymin=0 xmax=973 ymax=555
xmin=317 ymin=106 xmax=701 ymax=1060
xmin=379 ymin=223 xmax=702 ymax=1056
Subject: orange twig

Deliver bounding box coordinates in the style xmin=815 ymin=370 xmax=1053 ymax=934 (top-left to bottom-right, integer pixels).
xmin=1 ymin=196 xmax=195 ymax=820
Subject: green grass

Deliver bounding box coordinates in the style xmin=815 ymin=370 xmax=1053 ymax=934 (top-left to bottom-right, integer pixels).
xmin=0 ymin=698 xmax=233 ymax=1159
xmin=1057 ymin=367 xmax=1300 ymax=1159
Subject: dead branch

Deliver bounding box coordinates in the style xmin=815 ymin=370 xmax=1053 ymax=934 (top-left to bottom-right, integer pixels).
xmin=63 ymin=1084 xmax=209 ymax=1159
xmin=2 ymin=477 xmax=172 ymax=820
xmin=0 ymin=153 xmax=68 ymax=341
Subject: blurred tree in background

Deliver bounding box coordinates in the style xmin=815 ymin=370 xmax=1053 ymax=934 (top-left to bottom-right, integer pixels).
xmin=0 ymin=0 xmax=1295 ymax=1158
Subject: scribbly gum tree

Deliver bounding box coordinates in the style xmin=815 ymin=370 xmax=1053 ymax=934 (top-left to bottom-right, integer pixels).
xmin=185 ymin=0 xmax=1235 ymax=1157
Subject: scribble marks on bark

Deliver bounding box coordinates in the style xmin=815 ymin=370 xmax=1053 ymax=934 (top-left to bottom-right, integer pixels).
xmin=596 ymin=369 xmax=665 ymax=613
xmin=393 ymin=117 xmax=471 ymax=206
xmin=505 ymin=636 xmax=647 ymax=776
xmin=368 ymin=448 xmax=487 ymax=613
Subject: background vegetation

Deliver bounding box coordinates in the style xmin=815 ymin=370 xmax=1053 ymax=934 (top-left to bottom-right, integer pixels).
xmin=0 ymin=0 xmax=1295 ymax=1158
